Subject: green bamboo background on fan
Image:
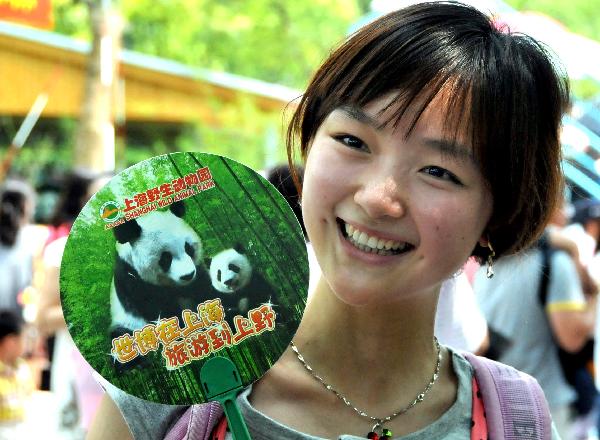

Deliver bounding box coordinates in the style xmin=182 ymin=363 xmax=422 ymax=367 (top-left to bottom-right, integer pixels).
xmin=60 ymin=152 xmax=308 ymax=405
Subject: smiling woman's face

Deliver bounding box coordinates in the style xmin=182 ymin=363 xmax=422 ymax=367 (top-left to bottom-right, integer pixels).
xmin=301 ymin=93 xmax=493 ymax=306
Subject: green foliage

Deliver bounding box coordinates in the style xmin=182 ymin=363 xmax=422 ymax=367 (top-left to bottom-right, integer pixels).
xmin=53 ymin=0 xmax=91 ymax=40
xmin=120 ymin=0 xmax=357 ymax=89
xmin=1 ymin=117 xmax=77 ymax=183
xmin=49 ymin=0 xmax=357 ymax=171
xmin=54 ymin=0 xmax=359 ymax=90
xmin=9 ymin=137 xmax=72 ymax=177
xmin=571 ymin=79 xmax=600 ymax=100
xmin=505 ymin=0 xmax=600 ymax=42
xmin=503 ymin=1 xmax=600 ymax=99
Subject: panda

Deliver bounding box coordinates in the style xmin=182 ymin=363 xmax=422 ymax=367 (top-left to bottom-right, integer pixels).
xmin=109 ymin=200 xmax=212 ymax=340
xmin=208 ymin=244 xmax=279 ymax=330
xmin=209 ymin=244 xmax=252 ymax=295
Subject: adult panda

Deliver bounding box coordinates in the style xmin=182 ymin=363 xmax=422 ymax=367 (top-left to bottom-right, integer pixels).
xmin=109 ymin=200 xmax=212 ymax=339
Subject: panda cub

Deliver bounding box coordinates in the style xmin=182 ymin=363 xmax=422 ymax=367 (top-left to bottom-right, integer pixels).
xmin=109 ymin=200 xmax=212 ymax=339
xmin=208 ymin=245 xmax=278 ymax=329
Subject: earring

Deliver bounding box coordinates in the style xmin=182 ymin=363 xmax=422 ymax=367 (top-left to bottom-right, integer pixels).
xmin=486 ymin=241 xmax=496 ymax=279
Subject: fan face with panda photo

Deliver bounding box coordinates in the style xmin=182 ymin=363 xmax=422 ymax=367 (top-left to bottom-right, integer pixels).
xmin=60 ymin=152 xmax=308 ymax=405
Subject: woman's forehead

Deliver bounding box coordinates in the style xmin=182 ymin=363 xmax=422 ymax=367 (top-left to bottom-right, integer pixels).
xmin=329 ymin=89 xmax=473 ymax=147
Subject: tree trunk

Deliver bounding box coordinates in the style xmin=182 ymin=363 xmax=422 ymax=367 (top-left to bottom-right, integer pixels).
xmin=74 ymin=0 xmax=122 ymax=172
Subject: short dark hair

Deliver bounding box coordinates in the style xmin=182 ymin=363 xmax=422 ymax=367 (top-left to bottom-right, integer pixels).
xmin=266 ymin=164 xmax=307 ymax=240
xmin=286 ymin=1 xmax=570 ymax=261
xmin=0 ymin=310 xmax=23 ymax=340
xmin=0 ymin=179 xmax=35 ymax=247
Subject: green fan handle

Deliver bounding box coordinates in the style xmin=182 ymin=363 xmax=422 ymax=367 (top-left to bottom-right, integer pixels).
xmin=214 ymin=392 xmax=251 ymax=440
xmin=200 ymin=356 xmax=251 ymax=440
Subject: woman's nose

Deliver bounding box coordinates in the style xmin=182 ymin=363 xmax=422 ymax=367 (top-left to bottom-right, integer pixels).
xmin=354 ymin=176 xmax=405 ymax=219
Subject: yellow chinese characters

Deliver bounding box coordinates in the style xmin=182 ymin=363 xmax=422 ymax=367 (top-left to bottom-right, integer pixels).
xmin=110 ymin=299 xmax=277 ymax=369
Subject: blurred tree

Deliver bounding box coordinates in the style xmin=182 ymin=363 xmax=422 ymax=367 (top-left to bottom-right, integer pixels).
xmin=54 ymin=0 xmax=359 ymax=89
xmin=53 ymin=0 xmax=92 ymax=40
xmin=506 ymin=0 xmax=600 ymax=99
xmin=571 ymin=79 xmax=600 ymax=100
xmin=74 ymin=0 xmax=123 ymax=172
xmin=44 ymin=0 xmax=360 ymax=172
xmin=505 ymin=0 xmax=600 ymax=43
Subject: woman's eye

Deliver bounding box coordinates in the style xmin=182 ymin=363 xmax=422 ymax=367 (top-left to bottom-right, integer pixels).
xmin=333 ymin=134 xmax=369 ymax=152
xmin=421 ymin=166 xmax=463 ymax=185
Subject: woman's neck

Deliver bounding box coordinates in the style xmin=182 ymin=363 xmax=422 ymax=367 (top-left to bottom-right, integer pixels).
xmin=292 ymin=276 xmax=442 ymax=408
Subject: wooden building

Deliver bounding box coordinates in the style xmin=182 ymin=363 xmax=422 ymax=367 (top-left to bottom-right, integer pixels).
xmin=0 ymin=20 xmax=298 ymax=123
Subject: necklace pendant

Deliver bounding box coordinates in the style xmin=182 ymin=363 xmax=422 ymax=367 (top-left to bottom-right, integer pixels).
xmin=367 ymin=427 xmax=392 ymax=439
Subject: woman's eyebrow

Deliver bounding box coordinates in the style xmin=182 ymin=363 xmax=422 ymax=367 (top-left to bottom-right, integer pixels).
xmin=337 ymin=105 xmax=382 ymax=130
xmin=423 ymin=138 xmax=475 ymax=164
xmin=335 ymin=106 xmax=476 ymax=163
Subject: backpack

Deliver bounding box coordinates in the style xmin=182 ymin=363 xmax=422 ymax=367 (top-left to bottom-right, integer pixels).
xmin=537 ymin=237 xmax=597 ymax=416
xmin=163 ymin=354 xmax=552 ymax=440
xmin=164 ymin=402 xmax=223 ymax=440
xmin=463 ymin=353 xmax=552 ymax=440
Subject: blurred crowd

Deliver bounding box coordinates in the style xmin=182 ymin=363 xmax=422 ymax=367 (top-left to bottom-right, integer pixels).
xmin=0 ymin=169 xmax=109 ymax=439
xmin=1 ymin=165 xmax=600 ymax=439
xmin=473 ymin=198 xmax=600 ymax=440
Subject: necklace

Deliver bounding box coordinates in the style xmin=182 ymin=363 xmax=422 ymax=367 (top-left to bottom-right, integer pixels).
xmin=290 ymin=337 xmax=442 ymax=439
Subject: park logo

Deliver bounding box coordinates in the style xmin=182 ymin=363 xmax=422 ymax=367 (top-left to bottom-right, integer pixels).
xmin=99 ymin=201 xmax=122 ymax=223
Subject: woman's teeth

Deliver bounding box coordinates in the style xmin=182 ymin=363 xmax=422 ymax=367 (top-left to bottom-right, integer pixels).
xmin=344 ymin=223 xmax=410 ymax=255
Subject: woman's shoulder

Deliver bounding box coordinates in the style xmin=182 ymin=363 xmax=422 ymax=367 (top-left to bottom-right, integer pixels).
xmin=101 ymin=377 xmax=189 ymax=439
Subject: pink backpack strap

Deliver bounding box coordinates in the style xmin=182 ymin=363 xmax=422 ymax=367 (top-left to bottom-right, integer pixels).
xmin=164 ymin=401 xmax=224 ymax=440
xmin=471 ymin=377 xmax=488 ymax=440
xmin=463 ymin=353 xmax=552 ymax=440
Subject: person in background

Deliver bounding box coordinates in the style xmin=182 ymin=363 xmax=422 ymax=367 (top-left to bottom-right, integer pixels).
xmin=568 ymin=199 xmax=600 ymax=438
xmin=562 ymin=200 xmax=600 ymax=271
xmin=36 ymin=169 xmax=110 ymax=436
xmin=44 ymin=170 xmax=102 ymax=247
xmin=435 ymin=272 xmax=488 ymax=355
xmin=543 ymin=199 xmax=600 ymax=439
xmin=475 ymin=230 xmax=595 ymax=438
xmin=0 ymin=309 xmax=33 ymax=425
xmin=0 ymin=179 xmax=36 ymax=317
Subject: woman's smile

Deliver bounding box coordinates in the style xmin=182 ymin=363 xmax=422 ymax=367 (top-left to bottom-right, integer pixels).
xmin=337 ymin=218 xmax=415 ymax=257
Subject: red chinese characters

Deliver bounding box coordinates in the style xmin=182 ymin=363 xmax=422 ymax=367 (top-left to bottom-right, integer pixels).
xmin=197 ymin=167 xmax=212 ymax=182
xmin=250 ymin=305 xmax=277 ymax=334
xmin=207 ymin=322 xmax=233 ymax=352
xmin=163 ymin=341 xmax=191 ymax=369
xmin=116 ymin=167 xmax=213 ymax=213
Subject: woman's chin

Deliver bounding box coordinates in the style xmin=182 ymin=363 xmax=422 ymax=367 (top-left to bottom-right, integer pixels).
xmin=327 ymin=279 xmax=389 ymax=307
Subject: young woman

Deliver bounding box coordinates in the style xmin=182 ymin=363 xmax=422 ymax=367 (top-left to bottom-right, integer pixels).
xmin=89 ymin=2 xmax=569 ymax=438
